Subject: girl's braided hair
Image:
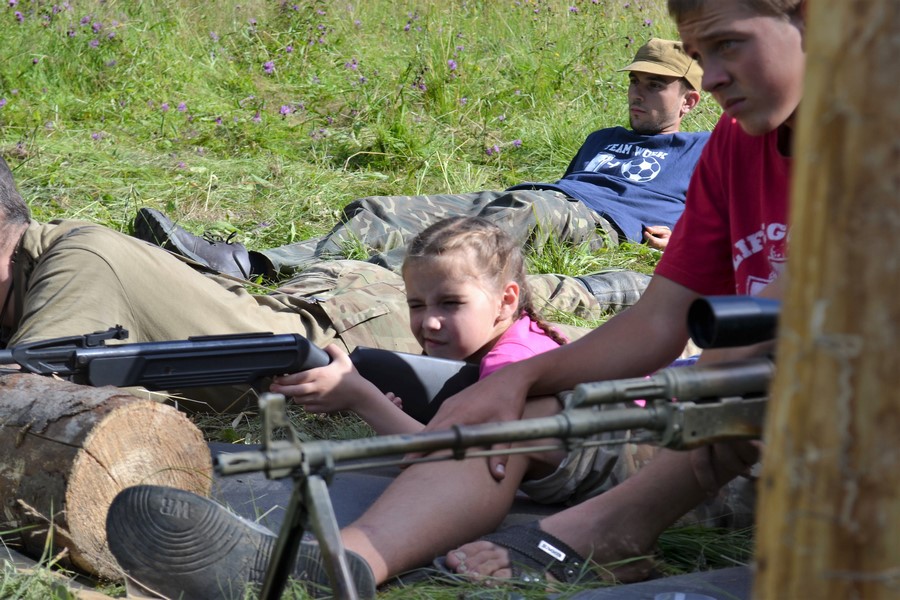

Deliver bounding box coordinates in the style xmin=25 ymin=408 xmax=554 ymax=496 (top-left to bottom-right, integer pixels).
xmin=403 ymin=216 xmax=567 ymax=347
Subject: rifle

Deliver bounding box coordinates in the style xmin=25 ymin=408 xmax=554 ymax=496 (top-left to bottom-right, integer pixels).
xmin=213 ymin=296 xmax=780 ymax=599
xmin=0 ymin=327 xmax=478 ymax=423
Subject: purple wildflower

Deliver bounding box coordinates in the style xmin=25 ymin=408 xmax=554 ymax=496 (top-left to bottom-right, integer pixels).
xmin=177 ymin=102 xmax=187 ymax=112
xmin=285 ymin=44 xmax=293 ymax=53
xmin=485 ymin=145 xmax=501 ymax=156
xmin=15 ymin=11 xmax=23 ymax=22
xmin=32 ymin=57 xmax=39 ymax=65
xmin=512 ymin=139 xmax=523 ymax=148
xmin=0 ymin=98 xmax=6 ymax=108
xmin=252 ymin=111 xmax=261 ymax=123
xmin=263 ymin=61 xmax=275 ymax=74
xmin=345 ymin=57 xmax=358 ymax=70
xmin=248 ymin=18 xmax=256 ymax=26
xmin=498 ymin=114 xmax=506 ymax=122
xmin=279 ymin=105 xmax=292 ymax=116
xmin=354 ymin=19 xmax=361 ymax=26
xmin=644 ymin=18 xmax=652 ymax=26
xmin=569 ymin=6 xmax=578 ymax=13
xmin=92 ymin=21 xmax=102 ymax=33
xmin=107 ymin=32 xmax=115 ymax=39
xmin=459 ymin=97 xmax=468 ymax=105
xmin=91 ymin=132 xmax=103 ymax=140
xmin=67 ymin=28 xmax=76 ymax=37
xmin=9 ymin=0 xmax=17 ymax=6
xmin=89 ymin=39 xmax=99 ymax=48
xmin=209 ymin=31 xmax=219 ymax=42
xmin=80 ymin=15 xmax=89 ymax=25
xmin=403 ymin=22 xmax=410 ymax=31
xmin=160 ymin=102 xmax=170 ymax=112
xmin=215 ymin=116 xmax=223 ymax=125
xmin=105 ymin=59 xmax=116 ymax=67
xmin=447 ymin=59 xmax=457 ymax=71
xmin=176 ymin=161 xmax=186 ymax=169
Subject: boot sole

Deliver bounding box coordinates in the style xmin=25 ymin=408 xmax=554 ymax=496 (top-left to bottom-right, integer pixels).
xmin=107 ymin=485 xmax=376 ymax=599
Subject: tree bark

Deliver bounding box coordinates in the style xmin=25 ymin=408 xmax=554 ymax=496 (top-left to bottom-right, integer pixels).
xmin=755 ymin=0 xmax=900 ymax=597
xmin=0 ymin=374 xmax=212 ymax=580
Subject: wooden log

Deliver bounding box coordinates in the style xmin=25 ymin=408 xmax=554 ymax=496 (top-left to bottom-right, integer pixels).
xmin=754 ymin=0 xmax=900 ymax=597
xmin=0 ymin=373 xmax=212 ymax=580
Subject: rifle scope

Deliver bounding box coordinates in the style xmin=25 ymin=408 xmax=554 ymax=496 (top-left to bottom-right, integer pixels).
xmin=688 ymin=296 xmax=780 ymax=349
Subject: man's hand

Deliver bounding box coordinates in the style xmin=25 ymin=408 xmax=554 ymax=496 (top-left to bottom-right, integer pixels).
xmin=643 ymin=225 xmax=672 ymax=250
xmin=406 ymin=367 xmax=531 ymax=480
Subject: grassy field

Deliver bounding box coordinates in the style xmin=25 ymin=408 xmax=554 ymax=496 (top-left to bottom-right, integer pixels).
xmin=0 ymin=0 xmax=749 ymax=598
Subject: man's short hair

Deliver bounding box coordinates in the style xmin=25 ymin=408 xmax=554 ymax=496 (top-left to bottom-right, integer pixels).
xmin=668 ymin=0 xmax=803 ymax=21
xmin=0 ymin=157 xmax=30 ymax=229
xmin=619 ymin=38 xmax=703 ymax=91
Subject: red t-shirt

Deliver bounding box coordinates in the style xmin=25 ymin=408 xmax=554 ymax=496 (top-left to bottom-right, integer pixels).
xmin=656 ymin=115 xmax=791 ymax=296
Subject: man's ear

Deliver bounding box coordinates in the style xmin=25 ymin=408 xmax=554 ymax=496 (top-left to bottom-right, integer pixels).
xmin=497 ymin=281 xmax=520 ymax=321
xmin=681 ymin=89 xmax=701 ymax=116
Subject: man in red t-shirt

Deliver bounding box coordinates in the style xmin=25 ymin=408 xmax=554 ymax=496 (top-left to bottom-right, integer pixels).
xmin=427 ymin=0 xmax=803 ymax=583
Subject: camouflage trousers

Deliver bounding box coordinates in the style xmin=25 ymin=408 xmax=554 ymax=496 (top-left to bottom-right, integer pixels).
xmin=262 ymin=189 xmax=619 ymax=276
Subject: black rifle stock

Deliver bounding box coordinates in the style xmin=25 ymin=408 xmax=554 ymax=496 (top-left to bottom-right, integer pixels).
xmin=0 ymin=326 xmax=478 ymax=422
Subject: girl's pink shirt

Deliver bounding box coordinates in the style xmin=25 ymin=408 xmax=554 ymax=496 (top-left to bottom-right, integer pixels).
xmin=478 ymin=314 xmax=563 ymax=379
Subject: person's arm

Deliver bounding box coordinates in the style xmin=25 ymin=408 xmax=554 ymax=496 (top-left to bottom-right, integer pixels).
xmin=270 ymin=344 xmax=424 ymax=435
xmin=418 ymin=276 xmax=700 ymax=455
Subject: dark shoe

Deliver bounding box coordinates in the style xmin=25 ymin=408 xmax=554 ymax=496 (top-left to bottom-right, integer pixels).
xmin=577 ymin=269 xmax=651 ymax=314
xmin=106 ymin=485 xmax=376 ymax=600
xmin=433 ymin=522 xmax=597 ymax=585
xmin=134 ymin=208 xmax=253 ymax=279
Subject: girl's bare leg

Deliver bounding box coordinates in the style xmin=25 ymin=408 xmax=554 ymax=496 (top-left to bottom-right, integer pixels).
xmin=444 ymin=443 xmax=759 ymax=582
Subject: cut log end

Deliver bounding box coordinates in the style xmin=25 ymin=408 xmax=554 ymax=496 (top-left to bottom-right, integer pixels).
xmin=0 ymin=374 xmax=212 ymax=580
xmin=66 ymin=401 xmax=212 ymax=578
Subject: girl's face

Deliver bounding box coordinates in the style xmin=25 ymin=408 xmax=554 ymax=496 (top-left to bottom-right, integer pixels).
xmin=403 ymin=254 xmax=518 ymax=361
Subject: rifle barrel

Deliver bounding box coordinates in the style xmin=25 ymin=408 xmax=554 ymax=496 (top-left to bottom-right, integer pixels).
xmin=215 ymin=406 xmax=666 ymax=476
xmin=570 ymin=357 xmax=773 ymax=407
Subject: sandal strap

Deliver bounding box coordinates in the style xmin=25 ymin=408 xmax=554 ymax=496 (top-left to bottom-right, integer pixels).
xmin=482 ymin=523 xmax=594 ymax=584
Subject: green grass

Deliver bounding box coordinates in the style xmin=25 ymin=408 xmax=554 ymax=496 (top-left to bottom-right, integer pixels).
xmin=0 ymin=0 xmax=748 ymax=597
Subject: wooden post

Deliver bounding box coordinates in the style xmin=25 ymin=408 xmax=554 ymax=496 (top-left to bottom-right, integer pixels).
xmin=0 ymin=374 xmax=212 ymax=580
xmin=754 ymin=0 xmax=900 ymax=598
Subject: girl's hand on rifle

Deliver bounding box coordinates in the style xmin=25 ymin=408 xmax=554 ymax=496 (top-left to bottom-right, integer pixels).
xmin=270 ymin=344 xmax=370 ymax=413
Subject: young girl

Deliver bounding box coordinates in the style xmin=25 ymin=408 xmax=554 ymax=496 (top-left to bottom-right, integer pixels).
xmin=269 ymin=216 xmax=567 ymax=436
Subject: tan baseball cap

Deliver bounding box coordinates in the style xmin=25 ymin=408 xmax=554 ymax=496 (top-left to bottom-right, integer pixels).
xmin=618 ymin=38 xmax=703 ymax=91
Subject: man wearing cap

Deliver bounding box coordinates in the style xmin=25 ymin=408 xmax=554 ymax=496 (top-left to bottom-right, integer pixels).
xmin=135 ymin=38 xmax=710 ymax=292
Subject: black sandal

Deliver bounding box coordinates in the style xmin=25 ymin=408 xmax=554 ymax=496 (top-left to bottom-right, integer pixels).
xmin=435 ymin=522 xmax=597 ymax=585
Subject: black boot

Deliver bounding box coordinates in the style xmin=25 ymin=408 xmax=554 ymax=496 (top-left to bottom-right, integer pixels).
xmin=134 ymin=208 xmax=253 ymax=279
xmin=576 ymin=269 xmax=651 ymax=314
xmin=106 ymin=485 xmax=376 ymax=600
